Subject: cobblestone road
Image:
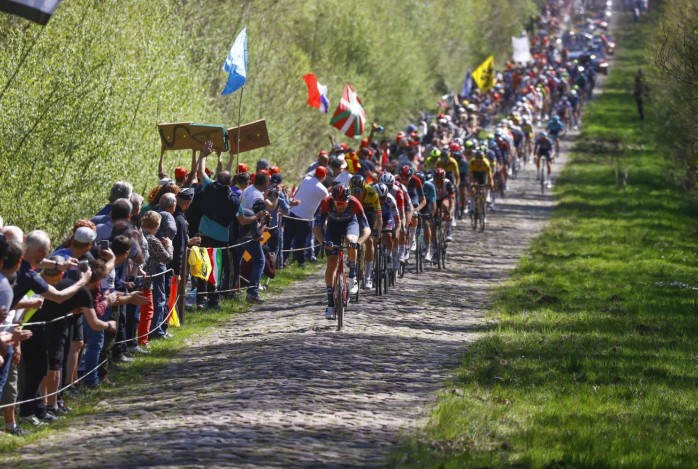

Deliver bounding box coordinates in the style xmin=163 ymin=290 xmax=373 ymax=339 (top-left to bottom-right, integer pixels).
xmin=8 ymin=138 xmax=573 ymax=468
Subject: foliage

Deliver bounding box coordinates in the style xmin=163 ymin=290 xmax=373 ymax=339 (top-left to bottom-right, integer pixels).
xmin=652 ymin=0 xmax=698 ymax=188
xmin=0 ymin=0 xmax=535 ymax=241
xmin=394 ymin=12 xmax=698 ymax=467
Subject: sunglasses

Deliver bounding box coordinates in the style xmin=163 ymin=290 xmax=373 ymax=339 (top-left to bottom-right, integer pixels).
xmin=334 ymin=200 xmax=349 ymax=207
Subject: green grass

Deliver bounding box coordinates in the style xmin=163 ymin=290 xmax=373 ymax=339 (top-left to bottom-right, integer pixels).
xmin=0 ymin=261 xmax=320 ymax=453
xmin=395 ymin=12 xmax=698 ymax=469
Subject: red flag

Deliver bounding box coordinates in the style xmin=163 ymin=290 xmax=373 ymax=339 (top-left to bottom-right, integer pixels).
xmin=303 ymin=73 xmax=329 ymax=112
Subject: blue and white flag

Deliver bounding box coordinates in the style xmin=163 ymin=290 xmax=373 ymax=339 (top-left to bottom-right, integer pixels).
xmin=221 ymin=27 xmax=248 ymax=96
xmin=0 ymin=0 xmax=62 ymax=25
xmin=461 ymin=67 xmax=472 ymax=97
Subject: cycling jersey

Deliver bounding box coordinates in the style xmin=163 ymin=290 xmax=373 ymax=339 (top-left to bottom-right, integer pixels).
xmin=535 ymin=136 xmax=554 ymax=154
xmin=352 ymin=184 xmax=382 ymax=214
xmin=404 ymin=175 xmax=425 ymax=207
xmin=422 ymin=180 xmax=436 ymax=204
xmin=468 ymin=157 xmax=491 ymax=175
xmin=433 ymin=179 xmax=455 ymax=201
xmin=314 ymin=195 xmax=368 ymax=227
xmin=547 ymin=120 xmax=564 ymax=136
xmin=380 ymin=193 xmax=399 ymax=224
xmin=434 ymin=156 xmax=460 ymax=181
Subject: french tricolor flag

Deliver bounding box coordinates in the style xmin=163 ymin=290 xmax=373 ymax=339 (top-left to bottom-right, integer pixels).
xmin=303 ymin=73 xmax=329 ymax=113
xmin=0 ymin=0 xmax=62 ymax=25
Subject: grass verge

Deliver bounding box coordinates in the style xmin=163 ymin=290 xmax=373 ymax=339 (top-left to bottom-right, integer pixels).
xmin=0 ymin=261 xmax=321 ymax=453
xmin=394 ymin=12 xmax=698 ymax=468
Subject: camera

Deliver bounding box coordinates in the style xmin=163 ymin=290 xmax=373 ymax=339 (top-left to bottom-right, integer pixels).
xmin=78 ymin=260 xmax=89 ymax=273
xmin=263 ymin=214 xmax=272 ymax=225
xmin=100 ymin=240 xmax=109 ymax=251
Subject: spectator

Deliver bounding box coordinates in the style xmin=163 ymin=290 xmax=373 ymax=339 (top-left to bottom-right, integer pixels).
xmin=12 ymin=231 xmax=91 ymax=311
xmin=136 ymin=211 xmax=172 ymax=352
xmin=236 ymin=199 xmax=271 ymax=303
xmin=283 ymin=166 xmax=328 ymax=267
xmin=92 ymin=181 xmax=133 ymax=223
xmin=305 ymin=150 xmax=329 ymax=175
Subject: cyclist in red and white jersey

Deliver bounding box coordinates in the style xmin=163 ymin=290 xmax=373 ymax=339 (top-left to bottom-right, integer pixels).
xmin=313 ymin=184 xmax=370 ymax=319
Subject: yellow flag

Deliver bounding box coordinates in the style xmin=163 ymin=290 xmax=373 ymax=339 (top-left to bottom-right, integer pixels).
xmin=472 ymin=55 xmax=495 ymax=92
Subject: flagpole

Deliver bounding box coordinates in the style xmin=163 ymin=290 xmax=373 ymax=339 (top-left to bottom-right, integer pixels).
xmin=235 ymin=86 xmax=244 ymax=174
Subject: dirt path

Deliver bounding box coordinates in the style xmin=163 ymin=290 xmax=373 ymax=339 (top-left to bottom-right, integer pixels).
xmin=8 ymin=137 xmax=574 ymax=468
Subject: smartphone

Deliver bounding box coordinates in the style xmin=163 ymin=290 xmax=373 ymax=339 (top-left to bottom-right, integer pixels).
xmin=100 ymin=240 xmax=109 ymax=251
xmin=78 ymin=260 xmax=89 ymax=273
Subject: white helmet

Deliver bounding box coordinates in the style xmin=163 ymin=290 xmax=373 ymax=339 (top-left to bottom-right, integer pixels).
xmin=374 ymin=183 xmax=389 ymax=198
xmin=379 ymin=172 xmax=395 ymax=186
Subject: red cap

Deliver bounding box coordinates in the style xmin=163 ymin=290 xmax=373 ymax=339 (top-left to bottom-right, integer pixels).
xmin=360 ymin=139 xmax=369 ymax=148
xmin=269 ymin=166 xmax=281 ymax=175
xmin=237 ymin=163 xmax=250 ymax=174
xmin=174 ymin=166 xmax=188 ymax=179
xmin=340 ymin=143 xmax=349 ymax=150
xmin=318 ymin=150 xmax=328 ymax=157
xmin=204 ymin=167 xmax=213 ymax=176
xmin=315 ymin=166 xmax=328 ymax=178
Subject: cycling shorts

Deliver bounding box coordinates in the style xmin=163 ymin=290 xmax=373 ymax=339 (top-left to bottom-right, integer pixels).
xmin=324 ymin=218 xmax=359 ymax=255
xmin=365 ymin=210 xmax=376 ymax=231
xmin=472 ymin=172 xmax=487 ymax=186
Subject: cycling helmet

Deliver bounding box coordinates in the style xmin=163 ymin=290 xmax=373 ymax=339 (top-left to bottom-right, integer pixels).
xmin=332 ymin=183 xmax=350 ymax=202
xmin=452 ymin=151 xmax=463 ymax=160
xmin=349 ymin=174 xmax=365 ymax=190
xmin=449 ymin=142 xmax=462 ymax=152
xmin=540 ymin=131 xmax=548 ymax=138
xmin=399 ymin=164 xmax=413 ymax=179
xmin=464 ymin=139 xmax=474 ymax=149
xmin=434 ymin=168 xmax=446 ymax=180
xmin=425 ymin=171 xmax=434 ymax=182
xmin=415 ymin=171 xmax=426 ymax=183
xmin=374 ymin=183 xmax=389 ymax=198
xmin=569 ymin=89 xmax=578 ymax=97
xmin=430 ymin=148 xmax=441 ymax=158
xmin=379 ymin=172 xmax=395 ymax=186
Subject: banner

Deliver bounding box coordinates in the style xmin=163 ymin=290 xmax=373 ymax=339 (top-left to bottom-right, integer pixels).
xmin=472 ymin=56 xmax=495 ymax=92
xmin=512 ymin=35 xmax=533 ymax=63
xmin=0 ymin=0 xmax=61 ymax=25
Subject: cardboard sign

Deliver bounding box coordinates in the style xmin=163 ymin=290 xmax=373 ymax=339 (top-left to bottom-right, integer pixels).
xmin=158 ymin=123 xmax=230 ymax=152
xmin=227 ymin=119 xmax=270 ymax=154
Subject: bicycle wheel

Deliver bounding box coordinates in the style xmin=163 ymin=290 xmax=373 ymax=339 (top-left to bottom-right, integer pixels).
xmin=375 ymin=242 xmax=382 ymax=296
xmin=479 ymin=196 xmax=486 ymax=232
xmin=439 ymin=225 xmax=448 ymax=269
xmin=415 ymin=229 xmax=423 ymax=274
xmin=335 ymin=271 xmax=345 ymax=330
xmin=471 ymin=202 xmax=477 ymax=231
xmin=434 ymin=222 xmax=443 ymax=270
xmin=354 ymin=245 xmax=363 ymax=303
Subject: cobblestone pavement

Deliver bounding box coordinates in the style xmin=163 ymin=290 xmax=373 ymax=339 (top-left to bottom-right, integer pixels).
xmin=8 ymin=138 xmax=574 ymax=468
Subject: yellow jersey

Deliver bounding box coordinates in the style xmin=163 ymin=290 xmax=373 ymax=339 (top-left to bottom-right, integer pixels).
xmin=434 ymin=156 xmax=460 ymax=179
xmin=468 ymin=157 xmax=491 ymax=174
xmin=353 ymin=184 xmax=382 ymax=213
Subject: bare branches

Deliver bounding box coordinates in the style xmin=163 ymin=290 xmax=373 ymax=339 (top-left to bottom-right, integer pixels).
xmin=655 ymin=21 xmax=698 ymax=87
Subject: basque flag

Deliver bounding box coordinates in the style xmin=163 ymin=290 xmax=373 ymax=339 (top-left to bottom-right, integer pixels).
xmin=0 ymin=0 xmax=62 ymax=25
xmin=303 ymin=73 xmax=329 ymax=113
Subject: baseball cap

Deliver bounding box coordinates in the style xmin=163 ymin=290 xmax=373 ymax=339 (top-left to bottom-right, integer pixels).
xmin=270 ymin=173 xmax=283 ymax=184
xmin=177 ymin=188 xmax=195 ymax=201
xmin=74 ymin=226 xmax=97 ymax=244
xmin=204 ymin=167 xmax=213 ymax=176
xmin=174 ymin=166 xmax=188 ymax=179
xmin=269 ymin=166 xmax=281 ymax=175
xmin=237 ymin=163 xmax=250 ymax=174
xmin=315 ymin=166 xmax=328 ymax=178
xmin=256 ymin=158 xmax=270 ymax=170
xmin=159 ymin=177 xmax=174 ymax=185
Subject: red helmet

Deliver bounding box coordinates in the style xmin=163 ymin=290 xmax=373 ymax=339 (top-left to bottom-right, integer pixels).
xmin=331 ymin=184 xmax=350 ymax=202
xmin=399 ymin=164 xmax=413 ymax=179
xmin=434 ymin=168 xmax=446 ymax=180
xmin=449 ymin=142 xmax=462 ymax=152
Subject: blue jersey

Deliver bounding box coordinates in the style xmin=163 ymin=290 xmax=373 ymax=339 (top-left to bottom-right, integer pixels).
xmin=422 ymin=181 xmax=437 ymax=204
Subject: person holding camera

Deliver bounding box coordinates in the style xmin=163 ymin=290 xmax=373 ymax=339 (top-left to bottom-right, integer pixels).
xmin=233 ymin=199 xmax=271 ymax=303
xmin=239 ymin=172 xmax=275 ymax=303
